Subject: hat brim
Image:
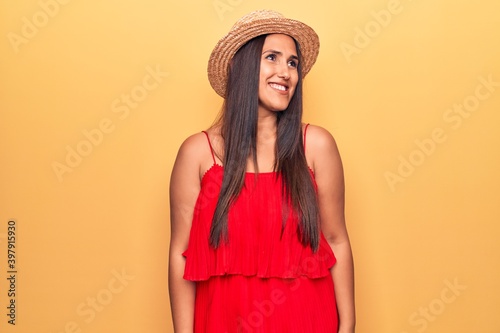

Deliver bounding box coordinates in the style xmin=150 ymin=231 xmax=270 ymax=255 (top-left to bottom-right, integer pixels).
xmin=207 ymin=16 xmax=320 ymax=98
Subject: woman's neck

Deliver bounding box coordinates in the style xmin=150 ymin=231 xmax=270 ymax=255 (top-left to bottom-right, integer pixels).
xmin=256 ymin=110 xmax=278 ymax=142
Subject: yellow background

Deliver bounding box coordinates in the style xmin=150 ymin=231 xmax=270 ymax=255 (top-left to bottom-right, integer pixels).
xmin=1 ymin=0 xmax=499 ymax=332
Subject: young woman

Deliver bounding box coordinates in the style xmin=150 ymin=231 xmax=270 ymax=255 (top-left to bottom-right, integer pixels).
xmin=169 ymin=10 xmax=355 ymax=333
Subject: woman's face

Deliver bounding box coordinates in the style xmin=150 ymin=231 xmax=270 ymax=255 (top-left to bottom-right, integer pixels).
xmin=258 ymin=34 xmax=299 ymax=114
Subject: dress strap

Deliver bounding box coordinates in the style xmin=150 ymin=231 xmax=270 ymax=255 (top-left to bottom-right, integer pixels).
xmin=202 ymin=131 xmax=217 ymax=165
xmin=303 ymin=123 xmax=310 ymax=152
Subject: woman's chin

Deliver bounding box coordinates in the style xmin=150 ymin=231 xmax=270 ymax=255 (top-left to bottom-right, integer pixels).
xmin=259 ymin=103 xmax=290 ymax=113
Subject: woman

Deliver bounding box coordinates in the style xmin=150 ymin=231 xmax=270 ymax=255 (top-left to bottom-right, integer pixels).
xmin=169 ymin=10 xmax=355 ymax=333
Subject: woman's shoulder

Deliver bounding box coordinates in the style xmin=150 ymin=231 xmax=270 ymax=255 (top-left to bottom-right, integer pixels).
xmin=304 ymin=123 xmax=339 ymax=151
xmin=303 ymin=124 xmax=342 ymax=172
xmin=177 ymin=132 xmax=209 ymax=158
xmin=177 ymin=131 xmax=211 ymax=165
xmin=174 ymin=131 xmax=218 ymax=177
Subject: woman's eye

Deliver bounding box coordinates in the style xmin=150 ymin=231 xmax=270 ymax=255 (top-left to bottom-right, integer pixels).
xmin=288 ymin=60 xmax=298 ymax=68
xmin=265 ymin=54 xmax=276 ymax=61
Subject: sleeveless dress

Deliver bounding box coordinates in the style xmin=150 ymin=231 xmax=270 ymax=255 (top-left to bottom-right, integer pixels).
xmin=183 ymin=126 xmax=338 ymax=332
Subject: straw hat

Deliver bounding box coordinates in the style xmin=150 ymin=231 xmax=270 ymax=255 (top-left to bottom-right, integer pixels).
xmin=207 ymin=10 xmax=320 ymax=97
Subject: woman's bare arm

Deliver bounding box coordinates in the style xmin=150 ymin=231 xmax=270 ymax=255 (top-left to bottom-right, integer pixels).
xmin=307 ymin=125 xmax=356 ymax=333
xmin=169 ymin=133 xmax=207 ymax=332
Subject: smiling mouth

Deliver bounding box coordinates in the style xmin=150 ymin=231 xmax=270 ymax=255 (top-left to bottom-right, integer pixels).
xmin=269 ymin=83 xmax=289 ymax=92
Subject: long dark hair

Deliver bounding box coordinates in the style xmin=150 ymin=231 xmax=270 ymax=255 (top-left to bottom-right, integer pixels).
xmin=209 ymin=34 xmax=320 ymax=251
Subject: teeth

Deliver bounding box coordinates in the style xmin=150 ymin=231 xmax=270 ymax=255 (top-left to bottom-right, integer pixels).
xmin=270 ymin=83 xmax=286 ymax=91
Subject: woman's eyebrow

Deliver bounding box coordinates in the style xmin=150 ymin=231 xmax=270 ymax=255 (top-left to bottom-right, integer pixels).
xmin=262 ymin=49 xmax=299 ymax=61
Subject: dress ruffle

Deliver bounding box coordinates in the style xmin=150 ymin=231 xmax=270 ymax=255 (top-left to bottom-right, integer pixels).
xmin=183 ymin=164 xmax=336 ymax=281
xmin=194 ymin=274 xmax=338 ymax=332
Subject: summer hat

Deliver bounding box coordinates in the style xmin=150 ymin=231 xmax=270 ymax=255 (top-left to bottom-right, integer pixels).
xmin=207 ymin=9 xmax=320 ymax=97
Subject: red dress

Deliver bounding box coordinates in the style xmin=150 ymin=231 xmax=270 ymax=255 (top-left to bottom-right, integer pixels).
xmin=183 ymin=130 xmax=338 ymax=332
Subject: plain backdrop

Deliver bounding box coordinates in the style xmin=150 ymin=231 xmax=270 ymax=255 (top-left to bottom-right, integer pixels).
xmin=1 ymin=0 xmax=499 ymax=332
